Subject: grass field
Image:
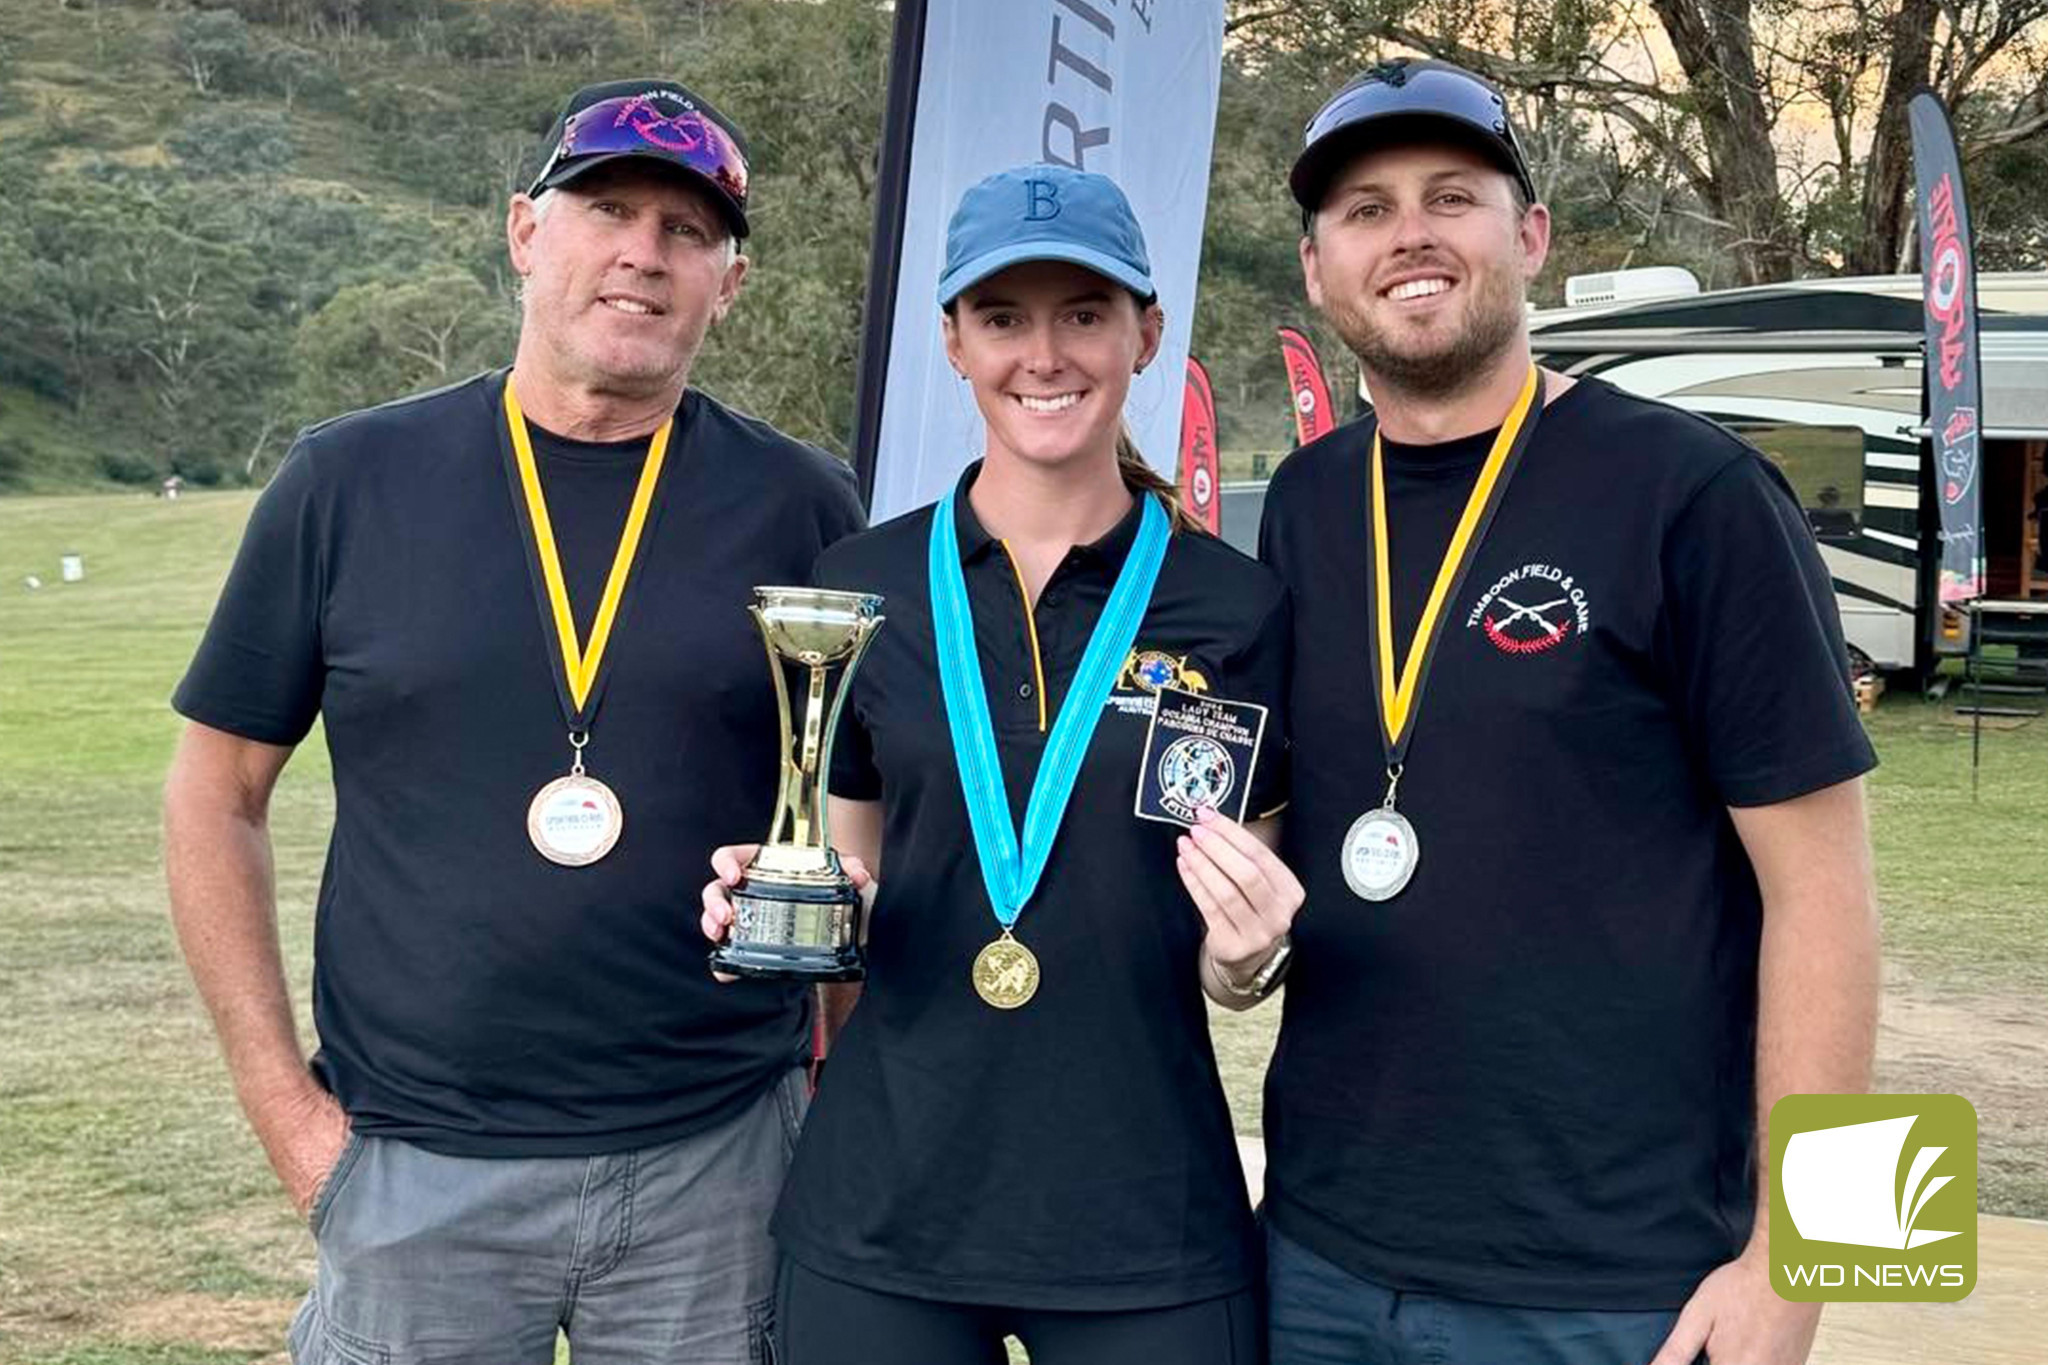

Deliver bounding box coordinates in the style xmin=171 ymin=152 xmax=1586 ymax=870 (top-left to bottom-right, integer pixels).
xmin=2 ymin=490 xmax=2044 ymax=1363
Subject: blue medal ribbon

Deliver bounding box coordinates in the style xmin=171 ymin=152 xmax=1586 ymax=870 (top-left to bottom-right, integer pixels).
xmin=930 ymin=486 xmax=1170 ymax=931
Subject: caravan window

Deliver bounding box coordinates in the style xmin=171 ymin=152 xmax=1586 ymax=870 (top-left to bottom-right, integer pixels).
xmin=1728 ymin=422 xmax=1865 ymax=539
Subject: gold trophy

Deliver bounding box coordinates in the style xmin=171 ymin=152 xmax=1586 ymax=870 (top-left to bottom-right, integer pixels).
xmin=709 ymin=586 xmax=885 ymax=981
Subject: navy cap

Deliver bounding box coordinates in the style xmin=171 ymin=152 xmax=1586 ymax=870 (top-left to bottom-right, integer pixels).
xmin=938 ymin=164 xmax=1156 ymax=307
xmin=1291 ymin=59 xmax=1536 ymax=218
xmin=529 ymin=79 xmax=752 ymax=238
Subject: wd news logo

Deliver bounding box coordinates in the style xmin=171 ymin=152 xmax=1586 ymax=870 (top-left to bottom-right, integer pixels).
xmin=1770 ymin=1094 xmax=1977 ymax=1302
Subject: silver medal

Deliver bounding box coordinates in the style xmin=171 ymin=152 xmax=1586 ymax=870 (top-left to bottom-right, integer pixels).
xmin=1340 ymin=806 xmax=1418 ymax=902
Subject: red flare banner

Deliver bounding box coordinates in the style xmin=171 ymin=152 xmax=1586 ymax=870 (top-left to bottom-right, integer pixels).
xmin=1278 ymin=326 xmax=1336 ymax=446
xmin=1179 ymin=356 xmax=1220 ymax=534
xmin=1909 ymin=89 xmax=1985 ymax=629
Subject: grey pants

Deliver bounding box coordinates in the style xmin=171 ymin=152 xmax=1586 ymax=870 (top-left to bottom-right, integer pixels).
xmin=290 ymin=1068 xmax=807 ymax=1365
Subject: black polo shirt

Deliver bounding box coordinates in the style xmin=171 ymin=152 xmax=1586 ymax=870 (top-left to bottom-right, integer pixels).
xmin=770 ymin=464 xmax=1290 ymax=1310
xmin=173 ymin=369 xmax=865 ymax=1156
xmin=1256 ymin=375 xmax=1877 ymax=1309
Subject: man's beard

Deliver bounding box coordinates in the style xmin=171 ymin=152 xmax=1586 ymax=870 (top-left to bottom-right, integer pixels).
xmin=1325 ymin=264 xmax=1524 ymax=402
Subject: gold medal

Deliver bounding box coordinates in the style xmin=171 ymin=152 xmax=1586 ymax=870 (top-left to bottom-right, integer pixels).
xmin=972 ymin=932 xmax=1040 ymax=1009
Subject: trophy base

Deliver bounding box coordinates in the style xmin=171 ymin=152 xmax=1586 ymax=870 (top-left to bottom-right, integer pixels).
xmin=707 ymin=940 xmax=866 ymax=983
xmin=708 ymin=873 xmax=866 ymax=983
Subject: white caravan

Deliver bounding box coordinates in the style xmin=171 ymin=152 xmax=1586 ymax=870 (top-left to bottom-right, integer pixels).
xmin=1530 ymin=271 xmax=2048 ymax=676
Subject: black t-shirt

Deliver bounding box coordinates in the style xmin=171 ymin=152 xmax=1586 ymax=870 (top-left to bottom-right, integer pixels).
xmin=770 ymin=465 xmax=1291 ymax=1310
xmin=1256 ymin=376 xmax=1877 ymax=1310
xmin=173 ymin=370 xmax=866 ymax=1156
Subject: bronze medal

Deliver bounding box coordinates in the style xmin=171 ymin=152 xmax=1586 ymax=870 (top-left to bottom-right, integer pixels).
xmin=526 ymin=772 xmax=624 ymax=867
xmin=502 ymin=380 xmax=671 ymax=871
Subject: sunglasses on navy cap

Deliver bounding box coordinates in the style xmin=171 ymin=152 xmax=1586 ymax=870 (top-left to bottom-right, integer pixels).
xmin=528 ymin=92 xmax=751 ymax=237
xmin=1291 ymin=59 xmax=1536 ymax=216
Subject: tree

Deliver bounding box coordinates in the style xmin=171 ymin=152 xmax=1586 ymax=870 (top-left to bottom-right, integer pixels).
xmin=1957 ymin=91 xmax=2048 ymax=268
xmin=170 ymin=10 xmax=259 ymax=94
xmin=167 ymin=106 xmax=296 ymax=177
xmin=1228 ymin=0 xmax=2048 ymax=282
xmin=662 ymin=0 xmax=894 ymax=451
xmin=261 ymin=42 xmax=337 ymax=109
xmin=291 ymin=272 xmax=515 ymax=421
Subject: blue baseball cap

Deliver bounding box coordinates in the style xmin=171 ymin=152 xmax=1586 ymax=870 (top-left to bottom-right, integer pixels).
xmin=937 ymin=164 xmax=1156 ymax=308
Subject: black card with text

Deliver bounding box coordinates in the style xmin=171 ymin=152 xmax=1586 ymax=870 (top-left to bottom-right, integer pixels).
xmin=1134 ymin=687 xmax=1269 ymax=827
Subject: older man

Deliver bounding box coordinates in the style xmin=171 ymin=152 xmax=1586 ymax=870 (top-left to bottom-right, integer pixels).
xmin=1256 ymin=59 xmax=1881 ymax=1365
xmin=164 ymin=79 xmax=863 ymax=1365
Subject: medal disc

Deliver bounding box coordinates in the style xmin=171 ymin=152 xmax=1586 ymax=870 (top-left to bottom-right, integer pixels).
xmin=527 ymin=774 xmax=624 ymax=867
xmin=971 ymin=935 xmax=1040 ymax=1009
xmin=1340 ymin=807 xmax=1418 ymax=901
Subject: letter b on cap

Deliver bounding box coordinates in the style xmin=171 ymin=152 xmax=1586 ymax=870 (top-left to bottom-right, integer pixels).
xmin=1025 ymin=179 xmax=1060 ymax=221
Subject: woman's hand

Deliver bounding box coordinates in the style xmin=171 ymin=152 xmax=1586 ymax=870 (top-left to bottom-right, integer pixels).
xmin=1175 ymin=808 xmax=1302 ymax=1001
xmin=700 ymin=845 xmax=875 ymax=982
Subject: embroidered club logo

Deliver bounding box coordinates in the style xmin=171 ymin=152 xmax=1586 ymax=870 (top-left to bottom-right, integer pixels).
xmin=1467 ymin=564 xmax=1592 ymax=656
xmin=1118 ymin=649 xmax=1210 ymax=695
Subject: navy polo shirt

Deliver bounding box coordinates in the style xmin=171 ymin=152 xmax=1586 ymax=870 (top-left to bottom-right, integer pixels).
xmin=770 ymin=463 xmax=1291 ymax=1310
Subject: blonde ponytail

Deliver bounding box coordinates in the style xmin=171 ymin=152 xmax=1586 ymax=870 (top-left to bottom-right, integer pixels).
xmin=1114 ymin=422 xmax=1203 ymax=535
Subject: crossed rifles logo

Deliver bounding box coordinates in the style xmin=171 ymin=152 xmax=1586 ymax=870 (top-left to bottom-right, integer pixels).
xmin=1481 ymin=595 xmax=1572 ymax=655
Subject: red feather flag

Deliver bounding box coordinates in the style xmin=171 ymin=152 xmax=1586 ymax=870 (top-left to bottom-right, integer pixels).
xmin=1277 ymin=326 xmax=1336 ymax=446
xmin=1179 ymin=356 xmax=1221 ymax=534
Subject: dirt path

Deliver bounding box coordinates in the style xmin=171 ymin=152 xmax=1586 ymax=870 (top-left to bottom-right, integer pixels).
xmin=1810 ymin=1215 xmax=2048 ymax=1365
xmin=1230 ymin=967 xmax=2048 ymax=1364
xmin=1874 ymin=965 xmax=2048 ymax=1217
xmin=77 ymin=974 xmax=2048 ymax=1364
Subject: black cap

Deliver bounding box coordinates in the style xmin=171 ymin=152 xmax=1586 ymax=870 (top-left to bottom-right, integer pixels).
xmin=1290 ymin=59 xmax=1535 ymax=220
xmin=528 ymin=79 xmax=752 ymax=239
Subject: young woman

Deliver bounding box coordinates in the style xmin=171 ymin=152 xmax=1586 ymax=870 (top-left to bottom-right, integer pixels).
xmin=703 ymin=164 xmax=1300 ymax=1365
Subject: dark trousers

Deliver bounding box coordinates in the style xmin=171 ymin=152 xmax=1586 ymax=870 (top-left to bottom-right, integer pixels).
xmin=774 ymin=1257 xmax=1263 ymax=1365
xmin=1267 ymin=1227 xmax=1694 ymax=1365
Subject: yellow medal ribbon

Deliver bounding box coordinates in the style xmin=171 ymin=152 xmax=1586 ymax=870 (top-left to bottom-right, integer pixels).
xmin=504 ymin=380 xmax=673 ymax=713
xmin=1369 ymin=365 xmax=1540 ymax=747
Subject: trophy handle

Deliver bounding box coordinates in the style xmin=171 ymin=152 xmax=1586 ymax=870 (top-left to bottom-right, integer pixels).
xmin=792 ymin=663 xmax=828 ymax=847
xmin=814 ymin=613 xmax=884 ymax=855
xmin=747 ymin=604 xmax=803 ymax=846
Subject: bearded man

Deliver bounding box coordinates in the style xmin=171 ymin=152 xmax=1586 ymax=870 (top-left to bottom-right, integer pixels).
xmin=1255 ymin=58 xmax=1881 ymax=1365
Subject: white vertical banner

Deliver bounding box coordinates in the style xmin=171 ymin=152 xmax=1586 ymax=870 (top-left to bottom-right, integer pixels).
xmin=864 ymin=0 xmax=1226 ymax=522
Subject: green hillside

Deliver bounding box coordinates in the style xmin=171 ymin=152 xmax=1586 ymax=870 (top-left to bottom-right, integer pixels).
xmin=0 ymin=0 xmax=890 ymax=492
xmin=12 ymin=0 xmax=2037 ymax=495
xmin=0 ymin=0 xmax=1717 ymax=496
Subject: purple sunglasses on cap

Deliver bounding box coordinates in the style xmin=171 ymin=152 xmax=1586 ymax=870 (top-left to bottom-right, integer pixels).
xmin=528 ymin=93 xmax=750 ymax=232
